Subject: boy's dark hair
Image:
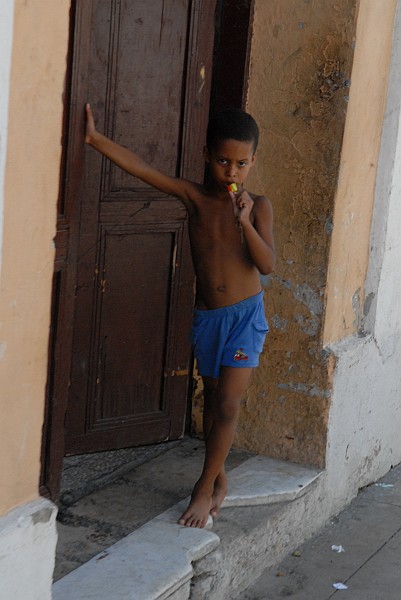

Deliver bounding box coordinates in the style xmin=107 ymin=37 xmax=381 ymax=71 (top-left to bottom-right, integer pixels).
xmin=206 ymin=107 xmax=259 ymax=152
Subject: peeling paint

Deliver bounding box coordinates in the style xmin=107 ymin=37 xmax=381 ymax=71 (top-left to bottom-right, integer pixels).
xmin=325 ymin=216 xmax=334 ymax=234
xmin=363 ymin=291 xmax=375 ymax=317
xmin=259 ymin=274 xmax=271 ymax=288
xmin=294 ymin=313 xmax=319 ymax=336
xmin=352 ymin=287 xmax=361 ymax=327
xmin=271 ymin=314 xmax=288 ymax=331
xmin=294 ymin=284 xmax=323 ymax=316
xmin=277 ymin=382 xmax=331 ymax=398
xmin=275 ymin=276 xmax=292 ymax=290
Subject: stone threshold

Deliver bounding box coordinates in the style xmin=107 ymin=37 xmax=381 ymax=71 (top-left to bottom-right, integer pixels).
xmin=52 ymin=457 xmax=322 ymax=600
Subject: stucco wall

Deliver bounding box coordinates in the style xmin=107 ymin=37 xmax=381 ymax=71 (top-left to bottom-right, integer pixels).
xmin=191 ymin=1 xmax=398 ymax=476
xmin=0 ymin=499 xmax=57 ymax=600
xmin=326 ymin=0 xmax=401 ymax=508
xmin=235 ymin=0 xmax=358 ymax=466
xmin=0 ymin=0 xmax=70 ymax=515
xmin=0 ymin=1 xmax=14 ymax=276
xmin=324 ymin=0 xmax=398 ymax=344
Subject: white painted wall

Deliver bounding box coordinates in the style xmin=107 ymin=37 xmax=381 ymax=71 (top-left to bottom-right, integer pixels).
xmin=0 ymin=499 xmax=57 ymax=600
xmin=325 ymin=1 xmax=401 ymax=511
xmin=0 ymin=0 xmax=14 ymax=279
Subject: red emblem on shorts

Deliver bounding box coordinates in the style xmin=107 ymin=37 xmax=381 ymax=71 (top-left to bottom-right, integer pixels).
xmin=234 ymin=348 xmax=248 ymax=361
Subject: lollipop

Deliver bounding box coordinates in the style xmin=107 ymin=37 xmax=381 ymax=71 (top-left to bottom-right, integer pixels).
xmin=227 ymin=183 xmax=238 ymax=193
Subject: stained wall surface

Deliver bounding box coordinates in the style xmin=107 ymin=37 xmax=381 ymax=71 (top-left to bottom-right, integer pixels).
xmin=235 ymin=0 xmax=358 ymax=466
xmin=0 ymin=0 xmax=70 ymax=515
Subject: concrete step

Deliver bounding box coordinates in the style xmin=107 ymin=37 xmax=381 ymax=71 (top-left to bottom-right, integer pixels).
xmin=53 ymin=457 xmax=322 ymax=600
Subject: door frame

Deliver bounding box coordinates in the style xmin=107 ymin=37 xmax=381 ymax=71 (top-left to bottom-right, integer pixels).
xmin=40 ymin=0 xmax=255 ymax=501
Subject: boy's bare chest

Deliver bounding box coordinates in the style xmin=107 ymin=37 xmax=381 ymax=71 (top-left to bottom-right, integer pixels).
xmin=191 ymin=202 xmax=238 ymax=242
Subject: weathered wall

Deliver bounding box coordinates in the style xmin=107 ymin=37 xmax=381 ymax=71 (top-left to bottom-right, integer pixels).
xmin=235 ymin=0 xmax=358 ymax=466
xmin=0 ymin=499 xmax=57 ymax=600
xmin=0 ymin=0 xmax=14 ymax=275
xmin=192 ymin=0 xmax=399 ymax=480
xmin=0 ymin=0 xmax=70 ymax=515
xmin=323 ymin=0 xmax=398 ymax=344
xmin=325 ymin=0 xmax=401 ymax=509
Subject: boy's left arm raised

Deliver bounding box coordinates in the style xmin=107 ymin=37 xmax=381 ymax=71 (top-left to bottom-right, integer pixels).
xmin=85 ymin=103 xmax=194 ymax=201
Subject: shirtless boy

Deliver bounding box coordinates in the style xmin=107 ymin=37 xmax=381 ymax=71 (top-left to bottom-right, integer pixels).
xmin=85 ymin=104 xmax=276 ymax=528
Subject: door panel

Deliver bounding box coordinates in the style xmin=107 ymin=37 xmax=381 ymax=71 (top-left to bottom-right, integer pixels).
xmin=95 ymin=228 xmax=174 ymax=420
xmin=63 ymin=0 xmax=216 ymax=454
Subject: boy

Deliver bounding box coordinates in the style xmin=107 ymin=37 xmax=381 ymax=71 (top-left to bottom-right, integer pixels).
xmin=85 ymin=104 xmax=275 ymax=528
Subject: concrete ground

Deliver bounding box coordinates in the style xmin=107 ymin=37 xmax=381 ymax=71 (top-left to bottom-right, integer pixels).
xmin=55 ymin=437 xmax=253 ymax=581
xmin=56 ymin=440 xmax=401 ymax=599
xmin=241 ymin=461 xmax=401 ymax=599
xmin=54 ymin=441 xmax=322 ymax=599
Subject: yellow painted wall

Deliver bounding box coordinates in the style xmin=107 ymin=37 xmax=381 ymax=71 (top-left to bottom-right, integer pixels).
xmin=323 ymin=0 xmax=397 ymax=344
xmin=0 ymin=0 xmax=70 ymax=515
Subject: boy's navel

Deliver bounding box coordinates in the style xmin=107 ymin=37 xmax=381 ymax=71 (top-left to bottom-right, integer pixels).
xmin=217 ymin=285 xmax=226 ymax=292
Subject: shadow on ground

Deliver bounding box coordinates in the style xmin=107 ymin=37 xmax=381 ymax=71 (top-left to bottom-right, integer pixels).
xmin=55 ymin=437 xmax=253 ymax=581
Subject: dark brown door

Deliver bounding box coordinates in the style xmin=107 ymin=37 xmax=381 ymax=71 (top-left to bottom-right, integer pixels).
xmin=62 ymin=0 xmax=216 ymax=456
xmin=40 ymin=0 xmax=254 ymax=500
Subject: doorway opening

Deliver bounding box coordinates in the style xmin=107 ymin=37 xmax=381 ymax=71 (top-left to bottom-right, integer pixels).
xmin=41 ymin=0 xmax=254 ymax=517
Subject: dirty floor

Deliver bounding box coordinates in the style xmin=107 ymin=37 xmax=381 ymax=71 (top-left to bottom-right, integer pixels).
xmin=55 ymin=437 xmax=253 ymax=581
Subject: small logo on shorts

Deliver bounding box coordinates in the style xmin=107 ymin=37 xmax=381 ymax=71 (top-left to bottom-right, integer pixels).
xmin=234 ymin=348 xmax=249 ymax=361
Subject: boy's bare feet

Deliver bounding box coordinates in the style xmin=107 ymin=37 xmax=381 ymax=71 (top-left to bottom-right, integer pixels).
xmin=210 ymin=471 xmax=228 ymax=519
xmin=178 ymin=482 xmax=213 ymax=528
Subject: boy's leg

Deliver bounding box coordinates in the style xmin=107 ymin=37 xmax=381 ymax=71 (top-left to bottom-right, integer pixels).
xmin=202 ymin=376 xmax=218 ymax=437
xmin=179 ymin=366 xmax=253 ymax=528
xmin=202 ymin=376 xmax=227 ymax=519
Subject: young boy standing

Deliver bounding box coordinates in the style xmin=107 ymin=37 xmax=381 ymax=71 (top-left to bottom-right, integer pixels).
xmin=85 ymin=104 xmax=275 ymax=529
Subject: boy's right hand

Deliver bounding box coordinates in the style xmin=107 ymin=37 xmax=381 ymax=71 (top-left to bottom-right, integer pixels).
xmin=85 ymin=103 xmax=96 ymax=144
xmin=83 ymin=102 xmax=195 ymax=203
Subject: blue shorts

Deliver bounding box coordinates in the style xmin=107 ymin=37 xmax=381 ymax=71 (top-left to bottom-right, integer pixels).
xmin=192 ymin=291 xmax=269 ymax=379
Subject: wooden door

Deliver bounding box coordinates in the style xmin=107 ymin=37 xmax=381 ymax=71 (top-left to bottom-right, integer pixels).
xmin=40 ymin=0 xmax=255 ymax=500
xmin=63 ymin=0 xmax=216 ymax=456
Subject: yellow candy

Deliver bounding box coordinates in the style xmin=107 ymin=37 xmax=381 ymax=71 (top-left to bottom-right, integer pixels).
xmin=227 ymin=183 xmax=238 ymax=193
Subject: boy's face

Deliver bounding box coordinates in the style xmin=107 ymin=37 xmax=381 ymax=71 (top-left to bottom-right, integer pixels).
xmin=204 ymin=138 xmax=256 ymax=191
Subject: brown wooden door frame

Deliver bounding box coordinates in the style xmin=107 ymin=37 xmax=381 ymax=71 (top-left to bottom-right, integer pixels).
xmin=40 ymin=0 xmax=255 ymax=501
xmin=40 ymin=0 xmax=91 ymax=499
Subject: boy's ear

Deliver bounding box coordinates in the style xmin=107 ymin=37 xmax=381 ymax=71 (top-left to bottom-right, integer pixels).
xmin=203 ymin=146 xmax=210 ymax=163
xmin=251 ymin=152 xmax=257 ymax=164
